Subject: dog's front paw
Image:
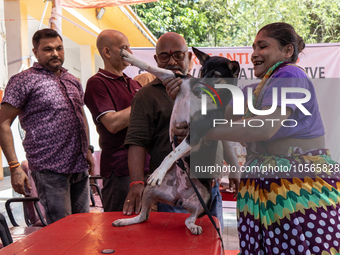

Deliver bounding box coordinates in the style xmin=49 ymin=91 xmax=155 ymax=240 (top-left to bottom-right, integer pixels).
xmin=190 ymin=225 xmax=203 ymax=235
xmin=147 ymin=170 xmax=166 ymax=187
xmin=120 ymin=49 xmax=134 ymax=64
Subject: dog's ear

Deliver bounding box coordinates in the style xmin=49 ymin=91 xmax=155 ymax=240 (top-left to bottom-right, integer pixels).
xmin=228 ymin=61 xmax=240 ymax=78
xmin=192 ymin=47 xmax=210 ymax=66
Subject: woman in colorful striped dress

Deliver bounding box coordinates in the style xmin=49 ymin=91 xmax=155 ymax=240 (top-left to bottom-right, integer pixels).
xmin=207 ymin=22 xmax=340 ymax=254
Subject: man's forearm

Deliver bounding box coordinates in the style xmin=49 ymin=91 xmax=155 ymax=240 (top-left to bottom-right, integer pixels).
xmin=0 ymin=124 xmax=18 ymax=163
xmin=0 ymin=103 xmax=21 ymax=163
xmin=128 ymin=145 xmax=147 ymax=182
xmin=222 ymin=141 xmax=240 ymax=169
xmin=100 ymin=106 xmax=131 ymax=134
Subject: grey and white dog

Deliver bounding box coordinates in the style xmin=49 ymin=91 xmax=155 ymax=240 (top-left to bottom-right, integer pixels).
xmin=113 ymin=47 xmax=239 ymax=234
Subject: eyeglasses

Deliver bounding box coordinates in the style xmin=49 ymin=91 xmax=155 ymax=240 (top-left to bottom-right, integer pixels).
xmin=156 ymin=51 xmax=187 ymax=63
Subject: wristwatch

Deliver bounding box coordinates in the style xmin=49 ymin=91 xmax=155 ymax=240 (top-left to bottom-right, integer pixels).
xmin=88 ymin=145 xmax=94 ymax=153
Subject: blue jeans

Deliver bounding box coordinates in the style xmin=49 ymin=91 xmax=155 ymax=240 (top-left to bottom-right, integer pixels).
xmin=157 ymin=183 xmax=224 ymax=232
xmin=32 ymin=170 xmax=89 ymax=224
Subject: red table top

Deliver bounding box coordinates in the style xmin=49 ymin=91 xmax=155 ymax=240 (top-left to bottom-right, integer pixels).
xmin=1 ymin=212 xmax=223 ymax=255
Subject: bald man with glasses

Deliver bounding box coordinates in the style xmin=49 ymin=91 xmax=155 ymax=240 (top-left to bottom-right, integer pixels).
xmin=123 ymin=32 xmax=190 ymax=215
xmin=123 ymin=33 xmax=224 ymax=232
xmin=157 ymin=51 xmax=187 ymax=63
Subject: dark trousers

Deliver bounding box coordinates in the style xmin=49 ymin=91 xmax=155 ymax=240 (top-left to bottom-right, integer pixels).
xmin=102 ymin=172 xmax=130 ymax=212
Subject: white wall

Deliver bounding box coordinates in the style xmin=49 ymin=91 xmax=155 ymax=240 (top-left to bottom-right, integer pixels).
xmin=0 ymin=0 xmax=8 ymax=168
xmin=0 ymin=0 xmax=7 ymax=90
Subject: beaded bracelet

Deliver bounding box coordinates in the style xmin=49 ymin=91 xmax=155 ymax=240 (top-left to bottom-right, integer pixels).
xmin=129 ymin=181 xmax=145 ymax=188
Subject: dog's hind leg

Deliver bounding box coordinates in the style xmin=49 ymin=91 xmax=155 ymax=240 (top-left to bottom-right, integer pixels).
xmin=185 ymin=215 xmax=202 ymax=235
xmin=182 ymin=197 xmax=205 ymax=235
xmin=112 ymin=174 xmax=178 ymax=227
xmin=147 ymin=138 xmax=192 ymax=187
xmin=112 ymin=205 xmax=151 ymax=227
xmin=181 ymin=179 xmax=211 ymax=235
xmin=112 ymin=186 xmax=155 ymax=227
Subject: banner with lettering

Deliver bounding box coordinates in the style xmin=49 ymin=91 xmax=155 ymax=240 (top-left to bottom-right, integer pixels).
xmin=125 ymin=43 xmax=340 ymax=161
xmin=126 ymin=43 xmax=340 ymax=79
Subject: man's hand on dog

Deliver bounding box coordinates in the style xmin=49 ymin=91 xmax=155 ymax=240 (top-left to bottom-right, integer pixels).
xmin=173 ymin=121 xmax=188 ymax=143
xmin=164 ymin=77 xmax=182 ymax=100
xmin=123 ymin=184 xmax=144 ymax=215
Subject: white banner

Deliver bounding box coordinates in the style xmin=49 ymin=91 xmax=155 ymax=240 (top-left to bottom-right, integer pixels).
xmin=125 ymin=44 xmax=340 ymax=162
xmin=126 ymin=43 xmax=340 ymax=79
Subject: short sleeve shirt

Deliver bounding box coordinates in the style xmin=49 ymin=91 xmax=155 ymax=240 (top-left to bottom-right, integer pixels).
xmin=124 ymin=79 xmax=174 ymax=172
xmin=84 ymin=69 xmax=143 ymax=177
xmin=2 ymin=62 xmax=89 ymax=173
xmin=243 ymin=65 xmax=325 ymax=141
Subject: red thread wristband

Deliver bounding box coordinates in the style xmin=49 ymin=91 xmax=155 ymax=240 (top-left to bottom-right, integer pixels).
xmin=9 ymin=163 xmax=20 ymax=169
xmin=130 ymin=181 xmax=144 ymax=188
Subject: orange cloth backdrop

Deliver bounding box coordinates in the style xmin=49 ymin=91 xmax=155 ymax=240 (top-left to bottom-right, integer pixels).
xmin=61 ymin=0 xmax=158 ymax=8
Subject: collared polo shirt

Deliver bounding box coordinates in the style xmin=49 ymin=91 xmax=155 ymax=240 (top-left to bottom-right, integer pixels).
xmin=2 ymin=62 xmax=88 ymax=174
xmin=85 ymin=68 xmax=144 ymax=177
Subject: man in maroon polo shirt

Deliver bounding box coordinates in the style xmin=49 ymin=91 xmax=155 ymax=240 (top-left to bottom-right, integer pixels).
xmin=84 ymin=30 xmax=148 ymax=212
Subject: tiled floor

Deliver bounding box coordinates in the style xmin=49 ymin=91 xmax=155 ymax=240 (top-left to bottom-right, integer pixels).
xmin=222 ymin=201 xmax=239 ymax=251
xmin=0 ymin=176 xmax=240 ymax=251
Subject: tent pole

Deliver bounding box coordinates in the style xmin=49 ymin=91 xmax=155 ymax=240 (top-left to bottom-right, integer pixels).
xmin=50 ymin=0 xmax=56 ymax=30
xmin=38 ymin=0 xmax=50 ymax=30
